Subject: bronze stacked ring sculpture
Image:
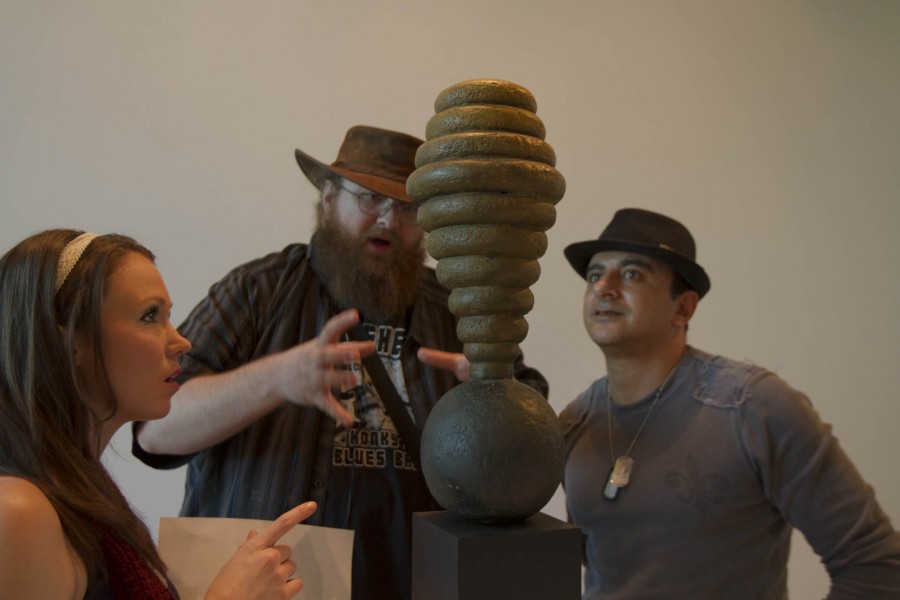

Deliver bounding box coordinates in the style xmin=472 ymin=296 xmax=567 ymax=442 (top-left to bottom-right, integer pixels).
xmin=407 ymin=79 xmax=566 ymax=522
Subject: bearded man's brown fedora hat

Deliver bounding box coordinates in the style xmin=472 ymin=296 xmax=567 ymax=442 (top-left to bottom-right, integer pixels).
xmin=294 ymin=125 xmax=423 ymax=203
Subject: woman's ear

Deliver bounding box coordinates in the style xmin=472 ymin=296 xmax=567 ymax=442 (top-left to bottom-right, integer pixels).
xmin=67 ymin=328 xmax=90 ymax=368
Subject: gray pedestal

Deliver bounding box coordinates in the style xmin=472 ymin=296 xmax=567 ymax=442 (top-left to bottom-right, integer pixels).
xmin=412 ymin=510 xmax=581 ymax=600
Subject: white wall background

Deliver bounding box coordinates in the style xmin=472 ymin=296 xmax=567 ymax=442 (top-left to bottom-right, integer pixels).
xmin=2 ymin=2 xmax=898 ymax=598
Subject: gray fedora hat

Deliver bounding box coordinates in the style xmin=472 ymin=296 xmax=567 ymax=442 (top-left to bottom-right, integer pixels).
xmin=564 ymin=208 xmax=710 ymax=298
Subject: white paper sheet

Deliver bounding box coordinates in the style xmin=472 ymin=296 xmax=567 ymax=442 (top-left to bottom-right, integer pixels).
xmin=157 ymin=517 xmax=354 ymax=600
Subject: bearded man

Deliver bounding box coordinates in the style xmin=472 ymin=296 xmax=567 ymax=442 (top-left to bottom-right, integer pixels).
xmin=133 ymin=125 xmax=548 ymax=600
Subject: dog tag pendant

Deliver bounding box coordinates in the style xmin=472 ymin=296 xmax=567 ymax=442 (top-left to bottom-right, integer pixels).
xmin=610 ymin=456 xmax=634 ymax=487
xmin=603 ymin=467 xmax=621 ymax=501
xmin=603 ymin=457 xmax=634 ymax=502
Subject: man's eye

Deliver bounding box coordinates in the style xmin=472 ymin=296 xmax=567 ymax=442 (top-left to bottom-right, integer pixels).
xmin=358 ymin=193 xmax=379 ymax=204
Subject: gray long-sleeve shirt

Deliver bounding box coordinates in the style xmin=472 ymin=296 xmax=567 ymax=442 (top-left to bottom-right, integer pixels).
xmin=561 ymin=347 xmax=900 ymax=599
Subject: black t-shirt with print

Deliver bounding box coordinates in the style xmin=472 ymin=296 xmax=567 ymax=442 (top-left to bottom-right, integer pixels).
xmin=321 ymin=322 xmax=437 ymax=600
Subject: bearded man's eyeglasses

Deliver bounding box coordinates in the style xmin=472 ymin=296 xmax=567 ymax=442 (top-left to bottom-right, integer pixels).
xmin=339 ymin=185 xmax=419 ymax=226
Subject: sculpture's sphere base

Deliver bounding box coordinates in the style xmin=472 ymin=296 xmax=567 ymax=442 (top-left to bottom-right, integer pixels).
xmin=420 ymin=379 xmax=565 ymax=523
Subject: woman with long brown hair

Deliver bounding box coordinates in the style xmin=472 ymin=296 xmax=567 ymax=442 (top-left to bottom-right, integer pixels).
xmin=0 ymin=229 xmax=316 ymax=599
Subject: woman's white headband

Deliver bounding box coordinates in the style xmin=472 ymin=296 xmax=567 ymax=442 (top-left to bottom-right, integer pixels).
xmin=55 ymin=232 xmax=98 ymax=293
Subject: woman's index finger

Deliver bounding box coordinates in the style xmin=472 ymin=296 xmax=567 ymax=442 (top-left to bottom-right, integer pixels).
xmin=251 ymin=501 xmax=317 ymax=548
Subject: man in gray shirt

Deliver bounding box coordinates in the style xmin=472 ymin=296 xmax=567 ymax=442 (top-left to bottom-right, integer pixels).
xmin=560 ymin=208 xmax=900 ymax=599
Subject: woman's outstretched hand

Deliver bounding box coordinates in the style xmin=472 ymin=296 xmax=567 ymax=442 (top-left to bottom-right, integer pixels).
xmin=205 ymin=501 xmax=318 ymax=600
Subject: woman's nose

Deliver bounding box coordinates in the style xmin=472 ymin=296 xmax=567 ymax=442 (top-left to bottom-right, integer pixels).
xmin=169 ymin=325 xmax=192 ymax=356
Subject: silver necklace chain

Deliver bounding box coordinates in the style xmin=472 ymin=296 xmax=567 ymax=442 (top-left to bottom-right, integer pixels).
xmin=603 ymin=358 xmax=682 ymax=501
xmin=607 ymin=361 xmax=681 ymax=461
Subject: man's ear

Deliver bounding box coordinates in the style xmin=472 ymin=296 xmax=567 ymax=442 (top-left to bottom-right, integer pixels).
xmin=321 ymin=179 xmax=339 ymax=207
xmin=672 ymin=290 xmax=699 ymax=328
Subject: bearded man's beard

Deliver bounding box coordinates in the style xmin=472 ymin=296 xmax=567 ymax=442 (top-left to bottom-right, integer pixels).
xmin=311 ymin=209 xmax=427 ymax=324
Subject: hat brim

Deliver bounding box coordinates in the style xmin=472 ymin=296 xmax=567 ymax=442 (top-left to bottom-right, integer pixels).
xmin=294 ymin=148 xmax=412 ymax=203
xmin=564 ymin=239 xmax=710 ymax=299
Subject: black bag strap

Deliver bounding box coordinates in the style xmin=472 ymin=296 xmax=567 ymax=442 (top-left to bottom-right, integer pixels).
xmin=348 ymin=323 xmax=422 ymax=469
